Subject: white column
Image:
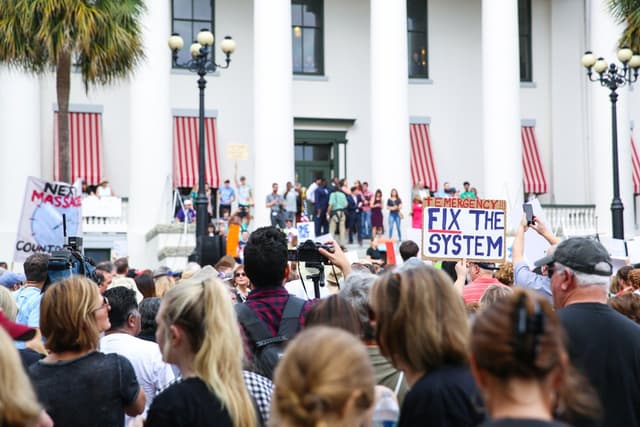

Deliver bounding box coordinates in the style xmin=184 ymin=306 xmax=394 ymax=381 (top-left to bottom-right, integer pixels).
xmin=588 ymin=3 xmax=631 ymax=238
xmin=253 ymin=0 xmax=294 ymax=228
xmin=481 ymin=0 xmax=522 ymax=230
xmin=0 ymin=69 xmax=40 ymax=265
xmin=128 ymin=4 xmax=173 ymax=267
xmin=370 ymin=0 xmax=411 ymax=231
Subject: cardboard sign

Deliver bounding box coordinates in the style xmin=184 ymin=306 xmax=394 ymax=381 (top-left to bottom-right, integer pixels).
xmin=421 ymin=198 xmax=507 ymax=262
xmin=297 ymin=222 xmax=314 ymax=241
xmin=226 ymin=144 xmax=249 ymax=161
xmin=14 ymin=177 xmax=83 ymax=262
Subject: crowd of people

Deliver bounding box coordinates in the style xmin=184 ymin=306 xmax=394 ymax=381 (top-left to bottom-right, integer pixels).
xmin=1 ymin=195 xmax=640 ymax=426
xmin=174 ymin=174 xmax=479 ymax=250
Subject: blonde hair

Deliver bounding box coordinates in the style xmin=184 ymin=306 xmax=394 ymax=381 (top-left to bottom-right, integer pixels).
xmin=0 ymin=328 xmax=42 ymax=426
xmin=0 ymin=286 xmax=17 ymax=320
xmin=154 ymin=275 xmax=175 ymax=297
xmin=370 ymin=266 xmax=469 ymax=372
xmin=271 ymin=326 xmax=375 ymax=427
xmin=479 ymin=284 xmax=513 ymax=308
xmin=160 ymin=267 xmax=256 ymax=427
xmin=40 ymin=276 xmax=102 ymax=353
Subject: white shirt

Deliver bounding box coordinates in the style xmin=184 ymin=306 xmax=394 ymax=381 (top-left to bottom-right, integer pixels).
xmin=100 ymin=333 xmax=175 ymax=419
xmin=307 ymin=182 xmax=318 ymax=202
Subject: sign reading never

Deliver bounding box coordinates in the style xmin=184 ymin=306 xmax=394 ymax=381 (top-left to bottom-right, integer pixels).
xmin=421 ymin=197 xmax=507 ymax=262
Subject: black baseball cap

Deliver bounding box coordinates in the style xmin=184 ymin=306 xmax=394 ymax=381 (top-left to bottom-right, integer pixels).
xmin=534 ymin=237 xmax=612 ymax=277
xmin=472 ymin=262 xmax=500 ymax=271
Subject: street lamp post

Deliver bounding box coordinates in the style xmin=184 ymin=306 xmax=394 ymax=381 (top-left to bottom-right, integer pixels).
xmin=582 ymin=48 xmax=640 ymax=239
xmin=169 ymin=29 xmax=236 ymax=264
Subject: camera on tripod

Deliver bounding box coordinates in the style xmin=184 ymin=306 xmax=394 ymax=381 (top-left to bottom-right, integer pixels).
xmin=45 ymin=216 xmax=96 ymax=289
xmin=287 ymin=239 xmax=333 ymax=265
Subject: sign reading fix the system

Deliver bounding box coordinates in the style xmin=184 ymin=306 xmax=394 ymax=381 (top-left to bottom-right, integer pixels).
xmin=421 ymin=197 xmax=507 ymax=262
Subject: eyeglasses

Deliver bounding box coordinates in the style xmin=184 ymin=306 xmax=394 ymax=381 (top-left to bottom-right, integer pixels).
xmin=234 ymin=272 xmax=246 ymax=278
xmin=92 ymin=296 xmax=110 ymax=313
xmin=546 ymin=263 xmax=555 ymax=278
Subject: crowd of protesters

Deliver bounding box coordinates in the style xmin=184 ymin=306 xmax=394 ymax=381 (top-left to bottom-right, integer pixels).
xmin=1 ymin=195 xmax=640 ymax=426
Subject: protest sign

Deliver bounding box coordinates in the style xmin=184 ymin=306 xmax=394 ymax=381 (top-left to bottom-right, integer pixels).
xmin=14 ymin=177 xmax=83 ymax=262
xmin=297 ymin=222 xmax=314 ymax=241
xmin=421 ymin=197 xmax=506 ymax=262
xmin=226 ymin=144 xmax=249 ymax=161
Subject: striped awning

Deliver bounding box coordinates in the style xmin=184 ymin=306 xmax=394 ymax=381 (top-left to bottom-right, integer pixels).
xmin=173 ymin=116 xmax=220 ymax=188
xmin=632 ymin=135 xmax=640 ymax=195
xmin=521 ymin=126 xmax=548 ymax=194
xmin=54 ymin=111 xmax=103 ymax=185
xmin=409 ymin=123 xmax=439 ymax=191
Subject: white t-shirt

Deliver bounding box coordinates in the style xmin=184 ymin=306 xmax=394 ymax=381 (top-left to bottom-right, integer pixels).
xmin=285 ymin=279 xmax=331 ymax=300
xmin=100 ymin=333 xmax=175 ymax=418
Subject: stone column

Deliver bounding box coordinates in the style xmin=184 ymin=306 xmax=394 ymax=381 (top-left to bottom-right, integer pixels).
xmin=0 ymin=69 xmax=40 ymax=265
xmin=481 ymin=0 xmax=523 ymax=229
xmin=370 ymin=0 xmax=411 ymax=237
xmin=253 ymin=0 xmax=294 ymax=228
xmin=128 ymin=4 xmax=173 ymax=267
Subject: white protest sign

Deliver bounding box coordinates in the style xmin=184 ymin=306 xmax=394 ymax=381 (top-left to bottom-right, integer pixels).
xmin=421 ymin=198 xmax=507 ymax=262
xmin=226 ymin=144 xmax=249 ymax=161
xmin=297 ymin=222 xmax=315 ymax=241
xmin=14 ymin=177 xmax=83 ymax=262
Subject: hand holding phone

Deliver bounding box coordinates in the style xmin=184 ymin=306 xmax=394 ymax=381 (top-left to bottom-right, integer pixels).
xmin=523 ymin=203 xmax=535 ymax=226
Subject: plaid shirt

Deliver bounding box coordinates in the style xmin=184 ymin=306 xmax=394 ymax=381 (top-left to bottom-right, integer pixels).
xmin=243 ymin=370 xmax=274 ymax=425
xmin=239 ymin=286 xmax=314 ymax=361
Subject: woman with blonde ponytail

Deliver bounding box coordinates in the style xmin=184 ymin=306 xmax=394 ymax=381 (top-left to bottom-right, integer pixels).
xmin=145 ymin=266 xmax=257 ymax=427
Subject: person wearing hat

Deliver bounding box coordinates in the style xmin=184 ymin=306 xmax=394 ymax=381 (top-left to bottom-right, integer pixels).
xmin=175 ymin=198 xmax=196 ymax=223
xmin=0 ymin=271 xmax=25 ymax=291
xmin=461 ymin=261 xmax=507 ymax=304
xmin=535 ymin=237 xmax=640 ymax=427
xmin=96 ymin=178 xmax=115 ymax=198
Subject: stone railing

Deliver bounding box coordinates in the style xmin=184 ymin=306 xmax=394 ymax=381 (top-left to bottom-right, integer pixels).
xmin=541 ymin=204 xmax=596 ymax=237
xmin=82 ymin=196 xmax=128 ymax=233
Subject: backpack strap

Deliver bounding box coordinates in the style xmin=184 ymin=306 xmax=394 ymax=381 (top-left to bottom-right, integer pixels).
xmin=235 ymin=303 xmax=274 ymax=346
xmin=277 ymin=296 xmax=306 ymax=339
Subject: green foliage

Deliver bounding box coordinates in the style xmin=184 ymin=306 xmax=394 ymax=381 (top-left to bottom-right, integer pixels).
xmin=608 ymin=0 xmax=640 ymax=52
xmin=0 ymin=0 xmax=146 ymax=90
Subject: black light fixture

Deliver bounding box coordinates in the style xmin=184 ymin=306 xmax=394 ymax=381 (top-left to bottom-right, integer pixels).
xmin=169 ymin=29 xmax=236 ymax=264
xmin=582 ymin=47 xmax=640 ymax=239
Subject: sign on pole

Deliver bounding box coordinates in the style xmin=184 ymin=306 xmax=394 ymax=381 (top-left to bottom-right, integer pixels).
xmin=14 ymin=177 xmax=83 ymax=262
xmin=421 ymin=197 xmax=507 ymax=262
xmin=226 ymin=144 xmax=249 ymax=161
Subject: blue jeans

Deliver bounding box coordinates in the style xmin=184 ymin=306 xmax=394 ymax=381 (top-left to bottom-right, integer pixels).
xmin=388 ymin=213 xmax=401 ymax=241
xmin=360 ymin=210 xmax=372 ymax=239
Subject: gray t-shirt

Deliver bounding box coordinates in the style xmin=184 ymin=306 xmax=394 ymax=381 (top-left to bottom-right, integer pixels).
xmin=29 ymin=351 xmax=140 ymax=427
xmin=266 ymin=193 xmax=284 ymax=213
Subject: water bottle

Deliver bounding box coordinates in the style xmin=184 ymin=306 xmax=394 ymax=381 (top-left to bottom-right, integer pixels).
xmin=372 ymin=390 xmax=400 ymax=427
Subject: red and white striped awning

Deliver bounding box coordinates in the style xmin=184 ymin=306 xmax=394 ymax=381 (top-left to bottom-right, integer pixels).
xmin=632 ymin=135 xmax=640 ymax=195
xmin=173 ymin=116 xmax=220 ymax=188
xmin=409 ymin=123 xmax=439 ymax=191
xmin=54 ymin=111 xmax=103 ymax=185
xmin=521 ymin=126 xmax=548 ymax=194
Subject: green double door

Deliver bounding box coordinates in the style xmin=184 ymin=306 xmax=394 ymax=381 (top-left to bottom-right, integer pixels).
xmin=294 ymin=130 xmax=345 ymax=188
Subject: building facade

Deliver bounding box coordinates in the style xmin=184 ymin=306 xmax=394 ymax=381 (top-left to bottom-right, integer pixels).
xmin=0 ymin=0 xmax=638 ymax=267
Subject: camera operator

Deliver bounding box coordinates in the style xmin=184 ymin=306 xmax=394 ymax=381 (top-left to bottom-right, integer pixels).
xmin=238 ymin=227 xmax=352 ymax=368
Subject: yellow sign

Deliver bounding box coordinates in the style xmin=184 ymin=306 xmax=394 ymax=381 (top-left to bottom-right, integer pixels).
xmin=227 ymin=144 xmax=249 ymax=160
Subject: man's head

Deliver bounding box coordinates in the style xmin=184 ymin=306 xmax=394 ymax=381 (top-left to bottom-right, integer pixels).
xmin=535 ymin=237 xmax=612 ymax=308
xmin=224 ymin=179 xmax=231 ymax=187
xmin=0 ymin=262 xmax=7 ymax=270
xmin=399 ymin=240 xmax=420 ymax=261
xmin=240 ymin=176 xmax=246 ymax=184
xmin=243 ymin=226 xmax=288 ymax=289
xmin=286 ymin=181 xmax=293 ymax=190
xmin=463 ymin=181 xmax=470 ymax=191
xmin=103 ymin=287 xmax=140 ymax=335
xmin=272 ymin=183 xmax=279 ymax=193
xmin=114 ymin=257 xmax=129 ymax=276
xmin=467 ymin=262 xmax=499 ymax=282
xmin=362 ymin=182 xmax=369 ymax=191
xmin=443 ymin=182 xmax=450 ymax=191
xmin=24 ymin=253 xmax=49 ymax=284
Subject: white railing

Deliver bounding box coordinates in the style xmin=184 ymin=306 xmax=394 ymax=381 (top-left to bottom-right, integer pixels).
xmin=82 ymin=197 xmax=128 ymax=233
xmin=541 ymin=204 xmax=596 ymax=237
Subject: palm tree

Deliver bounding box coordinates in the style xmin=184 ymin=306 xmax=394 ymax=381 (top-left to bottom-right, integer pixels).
xmin=609 ymin=0 xmax=640 ymax=51
xmin=0 ymin=0 xmax=145 ymax=183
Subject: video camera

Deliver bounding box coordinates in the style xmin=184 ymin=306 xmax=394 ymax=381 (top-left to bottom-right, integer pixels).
xmin=287 ymin=239 xmax=333 ymax=265
xmin=45 ymin=216 xmax=96 ymax=290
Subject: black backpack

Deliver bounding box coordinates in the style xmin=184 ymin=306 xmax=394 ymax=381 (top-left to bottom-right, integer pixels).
xmin=235 ymin=296 xmax=306 ymax=379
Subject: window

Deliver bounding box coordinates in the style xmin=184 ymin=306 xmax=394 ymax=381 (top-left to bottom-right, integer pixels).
xmin=292 ymin=0 xmax=324 ymax=75
xmin=407 ymin=0 xmax=428 ymax=79
xmin=172 ymin=0 xmax=215 ymax=68
xmin=518 ymin=0 xmax=532 ymax=82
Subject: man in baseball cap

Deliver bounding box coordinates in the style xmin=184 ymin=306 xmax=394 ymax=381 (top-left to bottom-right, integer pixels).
xmin=536 ymin=236 xmax=640 ymax=427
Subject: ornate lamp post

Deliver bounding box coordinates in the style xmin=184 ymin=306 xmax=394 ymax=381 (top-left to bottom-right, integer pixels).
xmin=582 ymin=47 xmax=640 ymax=239
xmin=168 ymin=29 xmax=236 ymax=263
